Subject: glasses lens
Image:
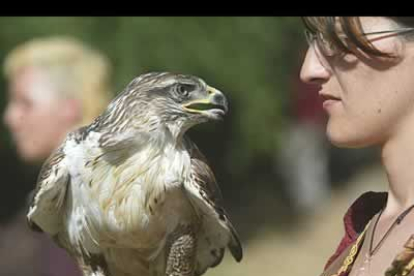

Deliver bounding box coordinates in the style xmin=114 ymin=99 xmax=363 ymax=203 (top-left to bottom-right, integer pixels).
xmin=304 ymin=29 xmax=315 ymax=46
xmin=304 ymin=29 xmax=336 ymax=57
xmin=316 ymin=32 xmax=336 ymax=57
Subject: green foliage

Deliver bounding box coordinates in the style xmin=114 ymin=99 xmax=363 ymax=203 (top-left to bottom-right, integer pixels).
xmin=0 ymin=16 xmax=305 ymax=177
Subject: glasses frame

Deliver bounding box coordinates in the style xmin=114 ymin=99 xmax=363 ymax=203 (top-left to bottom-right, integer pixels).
xmin=305 ymin=27 xmax=414 ymax=58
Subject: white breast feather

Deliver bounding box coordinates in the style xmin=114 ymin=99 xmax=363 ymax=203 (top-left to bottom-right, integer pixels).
xmin=63 ymin=130 xmax=193 ymax=254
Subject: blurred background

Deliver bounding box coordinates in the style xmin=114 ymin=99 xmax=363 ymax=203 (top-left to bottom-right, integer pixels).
xmin=0 ymin=16 xmax=385 ymax=276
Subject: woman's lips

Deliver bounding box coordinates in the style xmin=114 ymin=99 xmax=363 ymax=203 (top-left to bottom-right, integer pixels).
xmin=320 ymin=93 xmax=341 ymax=110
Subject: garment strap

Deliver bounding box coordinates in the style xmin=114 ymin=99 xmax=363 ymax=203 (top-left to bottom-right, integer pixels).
xmin=329 ymin=220 xmax=371 ymax=276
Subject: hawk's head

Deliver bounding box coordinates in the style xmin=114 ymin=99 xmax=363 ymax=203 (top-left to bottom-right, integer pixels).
xmin=107 ymin=72 xmax=228 ymax=138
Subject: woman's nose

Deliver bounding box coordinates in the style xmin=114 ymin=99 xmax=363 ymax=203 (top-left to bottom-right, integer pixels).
xmin=300 ymin=46 xmax=331 ymax=85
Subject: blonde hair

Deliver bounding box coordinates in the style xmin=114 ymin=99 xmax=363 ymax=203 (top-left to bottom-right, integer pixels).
xmin=3 ymin=36 xmax=113 ymax=127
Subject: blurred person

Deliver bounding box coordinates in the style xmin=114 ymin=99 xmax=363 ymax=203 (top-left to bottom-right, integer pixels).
xmin=300 ymin=17 xmax=414 ymax=276
xmin=2 ymin=36 xmax=113 ymax=276
xmin=277 ymin=64 xmax=330 ymax=215
xmin=0 ymin=140 xmax=40 ymax=275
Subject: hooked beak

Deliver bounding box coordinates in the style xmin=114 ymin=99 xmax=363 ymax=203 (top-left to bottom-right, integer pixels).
xmin=183 ymin=86 xmax=228 ymax=119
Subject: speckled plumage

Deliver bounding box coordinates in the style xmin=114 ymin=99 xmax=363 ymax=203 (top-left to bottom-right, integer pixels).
xmin=27 ymin=72 xmax=243 ymax=276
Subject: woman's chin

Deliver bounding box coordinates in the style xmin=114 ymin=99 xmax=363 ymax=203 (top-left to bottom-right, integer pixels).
xmin=327 ymin=129 xmax=373 ymax=149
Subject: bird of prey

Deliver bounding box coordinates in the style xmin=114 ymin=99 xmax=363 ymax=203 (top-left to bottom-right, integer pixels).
xmin=27 ymin=72 xmax=243 ymax=276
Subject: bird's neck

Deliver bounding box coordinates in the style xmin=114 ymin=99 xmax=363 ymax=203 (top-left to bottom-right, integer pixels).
xmin=163 ymin=120 xmax=191 ymax=146
xmin=101 ymin=120 xmax=189 ymax=163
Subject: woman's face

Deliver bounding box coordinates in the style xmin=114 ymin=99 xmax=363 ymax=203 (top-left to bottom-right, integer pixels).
xmin=3 ymin=67 xmax=73 ymax=163
xmin=300 ymin=17 xmax=414 ymax=148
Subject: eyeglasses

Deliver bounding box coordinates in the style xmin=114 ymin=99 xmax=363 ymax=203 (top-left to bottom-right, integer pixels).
xmin=304 ymin=27 xmax=414 ymax=58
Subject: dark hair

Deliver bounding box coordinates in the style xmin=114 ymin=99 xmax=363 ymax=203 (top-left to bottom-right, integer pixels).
xmin=302 ymin=17 xmax=414 ymax=58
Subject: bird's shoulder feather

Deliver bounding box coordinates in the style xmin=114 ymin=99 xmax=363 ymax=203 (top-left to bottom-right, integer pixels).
xmin=27 ymin=142 xmax=70 ymax=234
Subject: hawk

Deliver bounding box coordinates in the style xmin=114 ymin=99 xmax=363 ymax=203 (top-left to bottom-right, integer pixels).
xmin=27 ymin=72 xmax=243 ymax=276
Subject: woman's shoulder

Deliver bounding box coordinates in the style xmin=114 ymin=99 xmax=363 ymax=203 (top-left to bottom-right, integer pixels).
xmin=324 ymin=191 xmax=387 ymax=270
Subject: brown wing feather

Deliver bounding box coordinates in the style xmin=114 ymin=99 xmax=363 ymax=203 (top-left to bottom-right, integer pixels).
xmin=182 ymin=136 xmax=243 ymax=264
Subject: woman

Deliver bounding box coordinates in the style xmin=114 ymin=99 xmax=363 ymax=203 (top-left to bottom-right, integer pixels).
xmin=3 ymin=36 xmax=112 ymax=163
xmin=2 ymin=36 xmax=113 ymax=276
xmin=300 ymin=17 xmax=414 ymax=276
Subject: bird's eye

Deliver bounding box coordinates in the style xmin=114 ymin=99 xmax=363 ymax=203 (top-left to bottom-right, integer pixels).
xmin=176 ymin=84 xmax=194 ymax=97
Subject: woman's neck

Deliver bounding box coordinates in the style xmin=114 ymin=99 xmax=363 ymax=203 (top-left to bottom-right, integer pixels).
xmin=381 ymin=126 xmax=414 ymax=217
